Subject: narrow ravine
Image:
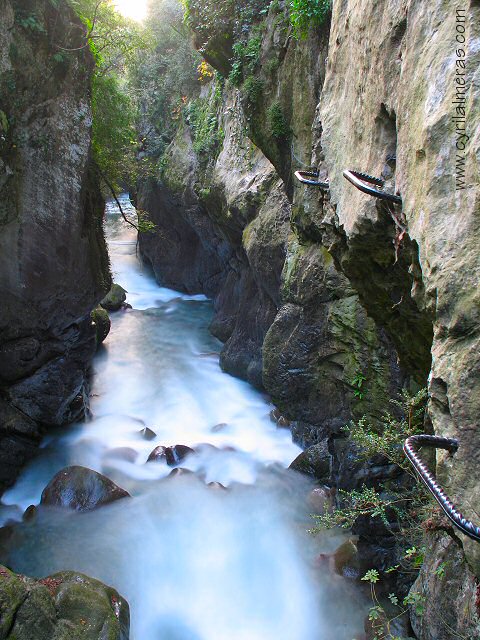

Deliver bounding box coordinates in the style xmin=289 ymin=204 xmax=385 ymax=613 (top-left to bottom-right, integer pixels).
xmin=0 ymin=198 xmax=366 ymax=639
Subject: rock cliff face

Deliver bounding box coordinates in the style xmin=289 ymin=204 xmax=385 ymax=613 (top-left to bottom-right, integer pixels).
xmin=138 ymin=0 xmax=480 ymax=636
xmin=0 ymin=0 xmax=110 ymax=492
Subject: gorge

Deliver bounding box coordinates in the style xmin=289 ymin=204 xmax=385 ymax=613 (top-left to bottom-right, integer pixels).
xmin=0 ymin=0 xmax=479 ymax=639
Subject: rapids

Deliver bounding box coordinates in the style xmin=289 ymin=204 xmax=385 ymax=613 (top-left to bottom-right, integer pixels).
xmin=0 ymin=196 xmax=366 ymax=639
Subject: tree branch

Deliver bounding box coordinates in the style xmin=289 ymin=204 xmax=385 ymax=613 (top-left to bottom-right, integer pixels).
xmin=96 ymin=167 xmax=138 ymax=232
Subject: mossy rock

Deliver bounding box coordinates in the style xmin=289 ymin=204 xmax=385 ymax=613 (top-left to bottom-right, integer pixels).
xmin=0 ymin=565 xmax=129 ymax=639
xmin=91 ymin=306 xmax=111 ymax=344
xmin=100 ymin=284 xmax=127 ymax=312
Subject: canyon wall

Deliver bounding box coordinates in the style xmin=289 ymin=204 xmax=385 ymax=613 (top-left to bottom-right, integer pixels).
xmin=138 ymin=0 xmax=480 ymax=636
xmin=0 ymin=0 xmax=110 ymax=492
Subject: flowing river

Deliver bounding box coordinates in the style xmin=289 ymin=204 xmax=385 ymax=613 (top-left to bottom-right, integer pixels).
xmin=0 ymin=198 xmax=366 ymax=639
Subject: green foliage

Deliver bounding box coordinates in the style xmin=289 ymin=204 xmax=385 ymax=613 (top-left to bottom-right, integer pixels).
xmin=67 ymin=0 xmax=147 ymax=188
xmin=361 ymin=561 xmax=426 ymax=640
xmin=289 ymin=0 xmax=331 ymax=38
xmin=228 ymin=33 xmax=262 ymax=86
xmin=0 ymin=111 xmax=9 ymax=134
xmin=243 ymin=75 xmax=263 ymax=105
xmin=351 ymin=370 xmax=367 ymax=400
xmin=346 ymin=388 xmax=428 ymax=471
xmin=91 ymin=74 xmax=137 ymax=187
xmin=312 ymin=389 xmax=432 ymax=554
xmin=136 ymin=210 xmax=156 ymax=233
xmin=129 ymin=0 xmax=201 ymax=160
xmin=15 ymin=10 xmax=47 ymax=34
xmin=183 ymin=82 xmax=224 ymax=157
xmin=267 ymin=102 xmax=290 ymax=139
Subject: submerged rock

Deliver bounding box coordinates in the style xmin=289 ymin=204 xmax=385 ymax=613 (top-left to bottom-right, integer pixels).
xmin=210 ymin=423 xmax=229 ymax=433
xmin=167 ymin=468 xmax=195 ymax=479
xmin=91 ymin=306 xmax=111 ymax=345
xmin=0 ymin=565 xmax=129 ymax=640
xmin=103 ymin=448 xmax=139 ymax=463
xmin=100 ymin=284 xmax=127 ymax=312
xmin=307 ymin=486 xmax=335 ymax=515
xmin=289 ymin=441 xmax=331 ymax=481
xmin=138 ymin=427 xmax=157 ymax=441
xmin=40 ymin=466 xmax=130 ymax=511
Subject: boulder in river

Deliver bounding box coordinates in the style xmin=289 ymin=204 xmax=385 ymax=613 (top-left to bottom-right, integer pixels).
xmin=91 ymin=306 xmax=111 ymax=345
xmin=147 ymin=445 xmax=195 ymax=466
xmin=40 ymin=466 xmax=130 ymax=511
xmin=289 ymin=441 xmax=331 ymax=481
xmin=0 ymin=565 xmax=129 ymax=640
xmin=100 ymin=284 xmax=127 ymax=312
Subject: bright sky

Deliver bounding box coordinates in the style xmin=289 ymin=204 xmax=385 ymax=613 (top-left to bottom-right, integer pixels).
xmin=114 ymin=0 xmax=149 ymax=22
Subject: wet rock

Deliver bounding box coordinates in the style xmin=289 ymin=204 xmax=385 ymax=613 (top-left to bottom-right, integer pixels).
xmin=100 ymin=284 xmax=127 ymax=312
xmin=207 ymin=482 xmax=227 ymax=491
xmin=139 ymin=427 xmax=157 ymax=441
xmin=166 ymin=445 xmax=195 ymax=466
xmin=211 ymin=422 xmax=228 ymax=433
xmin=146 ymin=446 xmax=167 ymax=463
xmin=23 ymin=505 xmax=37 ymax=522
xmin=91 ymin=306 xmax=111 ymax=345
xmin=269 ymin=408 xmax=291 ymax=428
xmin=147 ymin=445 xmax=195 ymax=466
xmin=307 ymin=486 xmax=335 ymax=515
xmin=333 ymin=539 xmax=361 ymax=580
xmin=167 ymin=468 xmax=194 ymax=479
xmin=0 ymin=565 xmax=129 ymax=640
xmin=289 ymin=441 xmax=331 ymax=481
xmin=40 ymin=466 xmax=130 ymax=512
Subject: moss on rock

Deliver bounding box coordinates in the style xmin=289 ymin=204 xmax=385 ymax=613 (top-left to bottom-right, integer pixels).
xmin=0 ymin=566 xmax=129 ymax=640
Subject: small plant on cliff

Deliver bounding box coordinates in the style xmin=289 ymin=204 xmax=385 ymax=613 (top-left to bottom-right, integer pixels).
xmin=351 ymin=371 xmax=367 ymax=400
xmin=361 ymin=565 xmax=426 ymax=640
xmin=289 ymin=0 xmax=331 ymax=38
xmin=312 ymin=389 xmax=431 ymax=639
xmin=267 ymin=102 xmax=290 ymax=140
xmin=312 ymin=388 xmax=431 ymax=546
xmin=183 ymin=81 xmax=224 ymax=158
xmin=228 ymin=33 xmax=262 ymax=86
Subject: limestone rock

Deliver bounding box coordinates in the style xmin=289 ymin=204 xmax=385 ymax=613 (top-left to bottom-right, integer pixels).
xmin=0 ymin=0 xmax=110 ymax=491
xmin=409 ymin=531 xmax=480 ymax=640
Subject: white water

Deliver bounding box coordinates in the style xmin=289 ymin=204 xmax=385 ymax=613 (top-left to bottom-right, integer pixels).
xmin=0 ymin=197 xmax=366 ymax=639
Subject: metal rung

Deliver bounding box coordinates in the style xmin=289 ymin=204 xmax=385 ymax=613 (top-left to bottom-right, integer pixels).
xmin=404 ymin=434 xmax=480 ymax=542
xmin=343 ymin=169 xmax=402 ymax=205
xmin=294 ymin=170 xmax=329 ymax=189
